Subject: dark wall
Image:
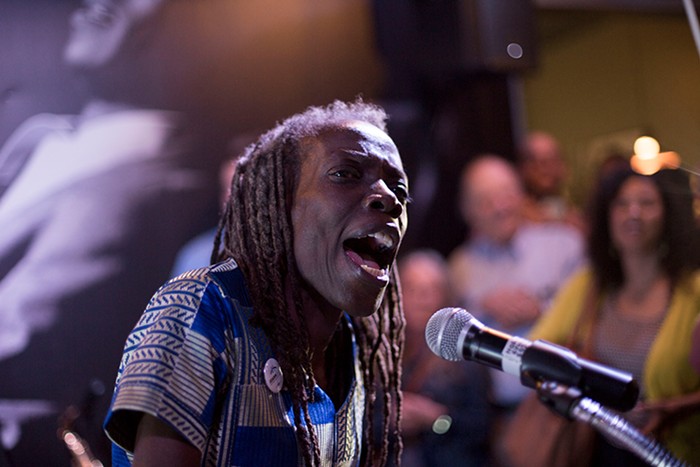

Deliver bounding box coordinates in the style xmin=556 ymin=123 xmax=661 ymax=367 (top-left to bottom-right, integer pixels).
xmin=372 ymin=0 xmax=537 ymax=257
xmin=384 ymin=75 xmax=519 ymax=258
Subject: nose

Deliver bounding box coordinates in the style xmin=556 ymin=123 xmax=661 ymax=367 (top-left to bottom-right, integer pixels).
xmin=627 ymin=202 xmax=642 ymax=218
xmin=363 ymin=181 xmax=403 ymax=218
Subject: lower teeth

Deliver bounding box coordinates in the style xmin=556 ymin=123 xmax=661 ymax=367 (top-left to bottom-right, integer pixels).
xmin=361 ymin=264 xmax=387 ymax=278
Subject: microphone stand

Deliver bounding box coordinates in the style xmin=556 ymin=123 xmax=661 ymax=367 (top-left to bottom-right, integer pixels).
xmin=534 ymin=381 xmax=687 ymax=467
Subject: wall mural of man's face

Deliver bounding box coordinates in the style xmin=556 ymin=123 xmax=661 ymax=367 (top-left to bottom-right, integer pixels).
xmin=63 ymin=0 xmax=164 ymax=68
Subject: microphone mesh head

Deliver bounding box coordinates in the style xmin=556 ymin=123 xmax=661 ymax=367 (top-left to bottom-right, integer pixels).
xmin=425 ymin=307 xmax=474 ymax=361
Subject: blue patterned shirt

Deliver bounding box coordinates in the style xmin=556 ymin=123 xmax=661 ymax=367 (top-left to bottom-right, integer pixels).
xmin=104 ymin=259 xmax=364 ymax=466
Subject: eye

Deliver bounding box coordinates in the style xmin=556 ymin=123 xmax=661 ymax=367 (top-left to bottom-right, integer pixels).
xmin=612 ymin=198 xmax=628 ymax=209
xmin=639 ymin=197 xmax=659 ymax=208
xmin=329 ymin=167 xmax=361 ymax=180
xmin=391 ymin=183 xmax=412 ymax=204
xmin=84 ymin=1 xmax=119 ymax=26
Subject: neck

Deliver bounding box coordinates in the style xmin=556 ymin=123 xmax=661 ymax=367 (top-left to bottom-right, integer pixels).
xmin=296 ymin=287 xmax=344 ymax=388
xmin=613 ymin=250 xmax=670 ymax=321
xmin=619 ymin=251 xmax=666 ymax=299
xmin=80 ymin=99 xmax=136 ymax=120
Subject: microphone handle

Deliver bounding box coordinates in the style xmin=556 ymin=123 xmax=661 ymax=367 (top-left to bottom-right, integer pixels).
xmin=462 ymin=325 xmax=512 ymax=370
xmin=521 ymin=340 xmax=638 ymax=412
xmin=462 ymin=327 xmax=639 ymax=412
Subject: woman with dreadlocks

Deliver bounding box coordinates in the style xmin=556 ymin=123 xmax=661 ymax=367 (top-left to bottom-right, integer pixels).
xmin=104 ymin=99 xmax=409 ymax=466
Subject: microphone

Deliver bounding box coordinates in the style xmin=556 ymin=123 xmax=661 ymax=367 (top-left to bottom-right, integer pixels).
xmin=425 ymin=307 xmax=639 ymax=412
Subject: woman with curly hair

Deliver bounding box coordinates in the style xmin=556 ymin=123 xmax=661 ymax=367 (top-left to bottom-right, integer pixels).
xmin=529 ymin=166 xmax=700 ymax=465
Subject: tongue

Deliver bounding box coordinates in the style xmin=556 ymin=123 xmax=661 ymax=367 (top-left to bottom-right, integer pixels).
xmin=346 ymin=250 xmax=381 ymax=270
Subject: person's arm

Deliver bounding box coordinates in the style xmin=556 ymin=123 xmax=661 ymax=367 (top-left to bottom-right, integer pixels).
xmin=447 ymin=248 xmax=533 ymax=326
xmin=691 ymin=315 xmax=700 ymax=374
xmin=132 ymin=414 xmax=201 ymax=467
xmin=400 ymin=391 xmax=449 ymax=437
xmin=528 ymin=268 xmax=590 ymax=343
xmin=480 ymin=287 xmax=542 ymax=329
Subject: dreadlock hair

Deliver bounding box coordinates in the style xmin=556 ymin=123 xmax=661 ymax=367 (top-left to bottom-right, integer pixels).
xmin=212 ymin=98 xmax=405 ymax=466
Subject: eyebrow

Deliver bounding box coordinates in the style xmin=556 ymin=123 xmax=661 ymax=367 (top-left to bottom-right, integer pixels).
xmin=334 ymin=148 xmax=371 ymax=159
xmin=335 ymin=148 xmax=406 ymax=172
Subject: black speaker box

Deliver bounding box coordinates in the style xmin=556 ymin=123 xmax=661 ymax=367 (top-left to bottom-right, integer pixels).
xmin=373 ymin=0 xmax=537 ymax=75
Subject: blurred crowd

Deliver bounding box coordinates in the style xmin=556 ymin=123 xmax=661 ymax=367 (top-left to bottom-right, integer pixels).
xmin=395 ymin=130 xmax=700 ymax=466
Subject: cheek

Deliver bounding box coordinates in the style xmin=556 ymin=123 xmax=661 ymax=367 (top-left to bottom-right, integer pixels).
xmin=399 ymin=212 xmax=408 ymax=237
xmin=69 ymin=24 xmax=130 ymax=66
xmin=609 ymin=209 xmax=622 ymax=227
xmin=292 ymin=204 xmax=315 ymax=255
xmin=609 ymin=215 xmax=624 ymax=243
xmin=291 ymin=200 xmax=334 ymax=277
xmin=649 ymin=213 xmax=665 ymax=239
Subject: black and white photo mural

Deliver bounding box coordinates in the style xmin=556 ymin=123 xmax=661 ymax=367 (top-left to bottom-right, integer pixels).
xmin=0 ymin=1 xmax=384 ymax=464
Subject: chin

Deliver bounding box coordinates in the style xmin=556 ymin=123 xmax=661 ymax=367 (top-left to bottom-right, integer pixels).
xmin=64 ymin=50 xmax=108 ymax=69
xmin=342 ymin=294 xmax=386 ymax=319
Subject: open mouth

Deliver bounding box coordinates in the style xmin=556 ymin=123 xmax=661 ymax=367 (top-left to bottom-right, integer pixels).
xmin=343 ymin=231 xmax=396 ymax=280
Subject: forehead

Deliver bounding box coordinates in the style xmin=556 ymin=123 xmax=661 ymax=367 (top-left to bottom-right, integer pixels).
xmin=464 ymin=159 xmax=520 ymax=195
xmin=617 ymin=176 xmax=661 ymax=197
xmin=309 ymin=121 xmax=404 ymax=171
xmin=526 ymin=134 xmax=559 ymax=156
xmin=99 ymin=0 xmax=164 ymax=15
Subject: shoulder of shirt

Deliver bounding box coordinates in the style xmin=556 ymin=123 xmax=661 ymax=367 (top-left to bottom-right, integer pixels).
xmin=690 ymin=268 xmax=700 ymax=283
xmin=518 ymin=221 xmax=583 ymax=243
xmin=678 ymin=268 xmax=700 ymax=296
xmin=570 ymin=265 xmax=594 ymax=283
xmin=161 ymin=258 xmax=244 ymax=298
xmin=167 ymin=257 xmax=237 ymax=278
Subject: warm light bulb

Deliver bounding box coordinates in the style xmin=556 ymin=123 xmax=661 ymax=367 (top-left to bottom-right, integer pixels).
xmin=633 ymin=136 xmax=661 ymax=161
xmin=630 ymin=155 xmax=661 ymax=175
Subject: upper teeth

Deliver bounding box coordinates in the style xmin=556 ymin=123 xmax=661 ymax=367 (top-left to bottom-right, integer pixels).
xmin=367 ymin=232 xmax=394 ymax=250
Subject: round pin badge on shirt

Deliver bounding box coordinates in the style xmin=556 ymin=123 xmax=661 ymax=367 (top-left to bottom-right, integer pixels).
xmin=264 ymin=358 xmax=283 ymax=393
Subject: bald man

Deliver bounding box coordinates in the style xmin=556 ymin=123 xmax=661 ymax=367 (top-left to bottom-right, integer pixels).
xmin=448 ymin=154 xmax=584 ymax=408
